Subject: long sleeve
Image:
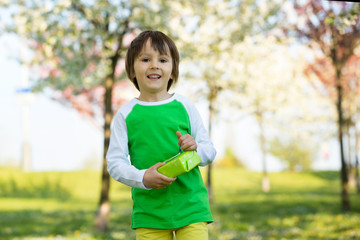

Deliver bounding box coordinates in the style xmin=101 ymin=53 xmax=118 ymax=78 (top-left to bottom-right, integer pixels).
xmin=177 ymin=95 xmax=217 ymax=166
xmin=106 ymin=111 xmax=149 ymax=189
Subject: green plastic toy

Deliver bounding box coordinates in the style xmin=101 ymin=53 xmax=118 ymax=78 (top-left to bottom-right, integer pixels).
xmin=158 ymin=150 xmax=201 ymax=178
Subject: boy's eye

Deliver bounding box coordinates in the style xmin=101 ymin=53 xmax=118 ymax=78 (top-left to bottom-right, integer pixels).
xmin=141 ymin=58 xmax=150 ymax=62
xmin=160 ymin=58 xmax=168 ymax=63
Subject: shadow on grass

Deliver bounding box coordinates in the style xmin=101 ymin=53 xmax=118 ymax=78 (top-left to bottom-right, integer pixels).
xmin=214 ymin=192 xmax=338 ymax=216
xmin=0 ymin=199 xmax=135 ymax=240
xmin=210 ymin=190 xmax=360 ymax=240
xmin=1 ymin=191 xmax=359 ymax=240
xmin=310 ymin=171 xmax=340 ymax=181
xmin=0 ymin=177 xmax=71 ymax=200
xmin=0 ymin=209 xmax=96 ymax=239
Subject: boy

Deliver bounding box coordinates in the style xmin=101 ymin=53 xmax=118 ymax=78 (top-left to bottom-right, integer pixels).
xmin=106 ymin=30 xmax=216 ymax=240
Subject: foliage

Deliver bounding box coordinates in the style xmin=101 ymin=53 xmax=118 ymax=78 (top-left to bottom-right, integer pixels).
xmin=223 ymin=34 xmax=333 ymax=192
xmin=172 ymin=0 xmax=284 ymax=105
xmin=268 ymin=137 xmax=315 ymax=172
xmin=216 ymin=147 xmax=245 ymax=168
xmin=282 ymin=0 xmax=360 ymax=121
xmin=229 ymin=35 xmax=334 ymax=132
xmin=0 ymin=167 xmax=360 ymax=239
xmin=282 ymin=0 xmax=360 ymax=131
xmin=0 ymin=0 xmax=174 ymax=119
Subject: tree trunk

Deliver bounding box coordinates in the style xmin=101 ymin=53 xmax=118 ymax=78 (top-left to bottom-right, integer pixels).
xmin=336 ymin=69 xmax=350 ymax=211
xmin=94 ymin=75 xmax=114 ymax=232
xmin=348 ymin=122 xmax=356 ymax=188
xmin=346 ymin=120 xmax=352 ymax=168
xmin=94 ymin=32 xmax=123 ymax=231
xmin=256 ymin=110 xmax=270 ymax=192
xmin=355 ymin=124 xmax=360 ymax=193
xmin=356 ymin=156 xmax=360 ymax=193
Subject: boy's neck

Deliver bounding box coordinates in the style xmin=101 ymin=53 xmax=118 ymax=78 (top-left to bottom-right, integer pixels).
xmin=138 ymin=92 xmax=173 ymax=102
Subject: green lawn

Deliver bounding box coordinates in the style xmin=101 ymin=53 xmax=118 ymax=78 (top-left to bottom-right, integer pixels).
xmin=0 ymin=167 xmax=359 ymax=239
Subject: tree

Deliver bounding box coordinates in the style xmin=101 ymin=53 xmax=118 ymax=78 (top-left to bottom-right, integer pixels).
xmin=226 ymin=35 xmax=332 ymax=191
xmin=283 ymin=0 xmax=360 ymax=210
xmin=169 ymin=0 xmax=283 ymax=200
xmin=342 ymin=55 xmax=360 ymax=192
xmin=305 ymin=52 xmax=360 ymax=192
xmin=1 ymin=0 xmax=174 ymax=232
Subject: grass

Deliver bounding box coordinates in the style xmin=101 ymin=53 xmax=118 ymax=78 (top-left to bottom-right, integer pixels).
xmin=0 ymin=167 xmax=359 ymax=239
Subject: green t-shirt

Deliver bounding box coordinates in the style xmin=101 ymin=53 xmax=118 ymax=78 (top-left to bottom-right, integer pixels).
xmin=107 ymin=93 xmax=216 ymax=229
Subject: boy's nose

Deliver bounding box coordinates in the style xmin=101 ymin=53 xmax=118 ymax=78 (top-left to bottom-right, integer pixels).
xmin=150 ymin=61 xmax=159 ymax=69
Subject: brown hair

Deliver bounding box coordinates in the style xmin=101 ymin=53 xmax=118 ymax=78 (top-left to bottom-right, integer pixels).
xmin=125 ymin=30 xmax=180 ymax=91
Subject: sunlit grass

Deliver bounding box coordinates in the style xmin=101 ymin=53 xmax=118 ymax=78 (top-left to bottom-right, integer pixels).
xmin=208 ymin=168 xmax=360 ymax=240
xmin=0 ymin=167 xmax=359 ymax=239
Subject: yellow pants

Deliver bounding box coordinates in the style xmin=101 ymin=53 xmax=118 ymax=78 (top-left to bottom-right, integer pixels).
xmin=135 ymin=222 xmax=208 ymax=240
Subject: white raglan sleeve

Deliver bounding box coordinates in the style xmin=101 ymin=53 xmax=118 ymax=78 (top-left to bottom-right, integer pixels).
xmin=106 ymin=111 xmax=150 ymax=189
xmin=183 ymin=97 xmax=216 ymax=166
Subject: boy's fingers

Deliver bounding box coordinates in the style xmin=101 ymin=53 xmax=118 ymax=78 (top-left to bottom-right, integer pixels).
xmin=176 ymin=131 xmax=182 ymax=140
xmin=153 ymin=162 xmax=166 ymax=169
xmin=182 ymin=142 xmax=197 ymax=151
xmin=178 ymin=135 xmax=197 ymax=150
xmin=144 ymin=162 xmax=177 ymax=189
xmin=156 ymin=175 xmax=176 ymax=189
xmin=177 ymin=132 xmax=191 ymax=147
xmin=154 ymin=163 xmax=176 ymax=180
xmin=161 ymin=175 xmax=176 ymax=183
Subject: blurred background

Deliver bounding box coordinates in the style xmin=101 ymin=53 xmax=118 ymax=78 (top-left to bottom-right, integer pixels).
xmin=0 ymin=33 xmax=341 ymax=172
xmin=0 ymin=0 xmax=360 ymax=239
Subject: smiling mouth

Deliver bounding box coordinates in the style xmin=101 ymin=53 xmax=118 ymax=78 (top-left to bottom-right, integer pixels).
xmin=147 ymin=74 xmax=161 ymax=79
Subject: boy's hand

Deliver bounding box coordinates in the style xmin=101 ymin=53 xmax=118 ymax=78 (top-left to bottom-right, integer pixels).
xmin=176 ymin=131 xmax=197 ymax=151
xmin=143 ymin=162 xmax=177 ymax=189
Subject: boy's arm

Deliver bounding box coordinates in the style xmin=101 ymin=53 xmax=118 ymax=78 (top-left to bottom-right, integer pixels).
xmin=106 ymin=112 xmax=149 ymax=189
xmin=187 ymin=101 xmax=217 ymax=166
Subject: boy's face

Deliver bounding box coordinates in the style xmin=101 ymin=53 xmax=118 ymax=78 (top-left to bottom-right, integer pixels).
xmin=132 ymin=40 xmax=173 ymax=99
